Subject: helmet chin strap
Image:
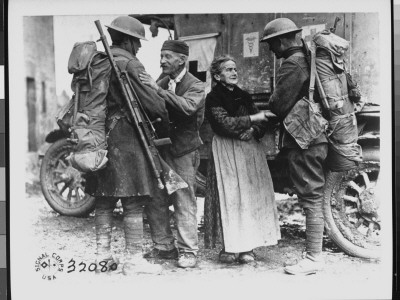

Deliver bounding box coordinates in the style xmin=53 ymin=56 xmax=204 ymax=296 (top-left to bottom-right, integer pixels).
xmin=122 ymin=37 xmax=140 ymax=56
xmin=132 ymin=43 xmax=139 ymax=55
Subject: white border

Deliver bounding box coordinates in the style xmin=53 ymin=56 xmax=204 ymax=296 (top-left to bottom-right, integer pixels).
xmin=8 ymin=0 xmax=392 ymax=299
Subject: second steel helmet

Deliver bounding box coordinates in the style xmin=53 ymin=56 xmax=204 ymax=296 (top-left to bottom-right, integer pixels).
xmin=260 ymin=18 xmax=302 ymax=42
xmin=105 ymin=16 xmax=147 ymax=41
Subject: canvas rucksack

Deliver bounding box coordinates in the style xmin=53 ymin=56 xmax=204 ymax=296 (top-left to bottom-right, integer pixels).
xmin=312 ymin=30 xmax=363 ymax=112
xmin=311 ymin=30 xmax=363 ymax=170
xmin=56 ymin=41 xmax=112 ymax=172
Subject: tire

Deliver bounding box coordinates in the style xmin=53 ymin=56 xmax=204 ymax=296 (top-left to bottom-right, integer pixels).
xmin=40 ymin=138 xmax=95 ymax=217
xmin=323 ymin=163 xmax=381 ymax=259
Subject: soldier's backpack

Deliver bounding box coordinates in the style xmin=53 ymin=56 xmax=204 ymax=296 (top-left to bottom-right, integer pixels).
xmin=311 ymin=30 xmax=364 ymax=170
xmin=56 ymin=41 xmax=112 ymax=172
xmin=312 ymin=30 xmax=363 ymax=112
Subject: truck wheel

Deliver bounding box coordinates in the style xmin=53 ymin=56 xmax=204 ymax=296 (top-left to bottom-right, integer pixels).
xmin=40 ymin=138 xmax=95 ymax=217
xmin=323 ymin=163 xmax=381 ymax=259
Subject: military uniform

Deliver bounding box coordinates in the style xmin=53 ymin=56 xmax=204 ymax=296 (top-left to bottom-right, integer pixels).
xmin=86 ymin=17 xmax=170 ymax=275
xmin=86 ymin=47 xmax=169 ymax=198
xmin=269 ymin=46 xmax=328 ymax=257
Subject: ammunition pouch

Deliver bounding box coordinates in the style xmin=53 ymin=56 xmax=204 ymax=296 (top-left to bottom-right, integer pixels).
xmin=283 ymin=41 xmax=328 ymax=150
xmin=283 ymin=97 xmax=328 ymax=149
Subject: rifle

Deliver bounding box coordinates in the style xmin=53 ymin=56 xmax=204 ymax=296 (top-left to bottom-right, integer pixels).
xmin=330 ymin=17 xmax=341 ymax=34
xmin=94 ymin=20 xmax=187 ymax=194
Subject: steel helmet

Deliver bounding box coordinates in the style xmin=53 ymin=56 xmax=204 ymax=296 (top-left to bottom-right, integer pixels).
xmin=106 ymin=16 xmax=147 ymax=41
xmin=260 ymin=18 xmax=302 ymax=42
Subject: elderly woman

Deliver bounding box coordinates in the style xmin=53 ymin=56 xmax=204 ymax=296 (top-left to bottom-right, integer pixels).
xmin=204 ymin=55 xmax=281 ymax=264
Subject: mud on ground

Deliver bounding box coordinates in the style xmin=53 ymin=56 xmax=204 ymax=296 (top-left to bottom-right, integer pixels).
xmin=21 ymin=153 xmax=389 ymax=300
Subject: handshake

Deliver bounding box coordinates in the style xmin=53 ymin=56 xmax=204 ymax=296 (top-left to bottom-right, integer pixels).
xmin=249 ymin=110 xmax=277 ymax=123
xmin=240 ymin=110 xmax=277 ymax=141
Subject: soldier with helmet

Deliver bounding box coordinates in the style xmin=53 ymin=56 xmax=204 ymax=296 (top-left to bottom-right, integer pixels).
xmin=86 ymin=16 xmax=170 ymax=275
xmin=260 ymin=18 xmax=328 ymax=275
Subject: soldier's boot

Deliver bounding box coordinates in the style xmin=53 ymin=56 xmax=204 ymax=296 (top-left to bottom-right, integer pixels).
xmin=95 ymin=198 xmax=119 ymax=273
xmin=284 ymin=206 xmax=325 ymax=275
xmin=95 ymin=255 xmax=120 ymax=274
xmin=284 ymin=252 xmax=324 ymax=275
xmin=121 ymin=202 xmax=163 ymax=275
xmin=123 ymin=252 xmax=163 ymax=275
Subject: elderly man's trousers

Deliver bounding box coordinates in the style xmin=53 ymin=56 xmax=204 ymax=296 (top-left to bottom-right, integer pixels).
xmin=146 ymin=149 xmax=200 ymax=255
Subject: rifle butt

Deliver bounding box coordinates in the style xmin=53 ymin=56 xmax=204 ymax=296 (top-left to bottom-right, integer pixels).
xmin=159 ymin=157 xmax=188 ymax=195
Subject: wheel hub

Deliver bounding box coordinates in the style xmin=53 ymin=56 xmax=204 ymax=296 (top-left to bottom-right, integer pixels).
xmin=64 ymin=166 xmax=83 ymax=189
xmin=41 ymin=139 xmax=95 ymax=216
xmin=359 ymin=187 xmax=379 ymax=216
xmin=329 ymin=165 xmax=381 ymax=250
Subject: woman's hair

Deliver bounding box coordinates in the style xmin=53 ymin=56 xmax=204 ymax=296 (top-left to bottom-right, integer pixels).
xmin=209 ymin=55 xmax=236 ymax=82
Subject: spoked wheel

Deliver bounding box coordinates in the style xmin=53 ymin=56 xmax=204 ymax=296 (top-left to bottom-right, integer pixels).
xmin=323 ymin=163 xmax=381 ymax=259
xmin=40 ymin=138 xmax=95 ymax=217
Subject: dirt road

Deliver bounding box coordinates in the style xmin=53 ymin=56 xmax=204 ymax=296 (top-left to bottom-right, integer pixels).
xmin=19 ymin=154 xmax=391 ymax=300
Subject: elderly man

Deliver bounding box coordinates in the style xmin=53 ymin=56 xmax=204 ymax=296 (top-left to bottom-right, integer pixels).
xmin=86 ymin=16 xmax=170 ymax=275
xmin=260 ymin=18 xmax=328 ymax=275
xmin=140 ymin=40 xmax=205 ymax=268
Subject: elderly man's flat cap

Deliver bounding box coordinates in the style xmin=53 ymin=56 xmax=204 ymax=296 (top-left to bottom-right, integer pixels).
xmin=161 ymin=40 xmax=189 ymax=56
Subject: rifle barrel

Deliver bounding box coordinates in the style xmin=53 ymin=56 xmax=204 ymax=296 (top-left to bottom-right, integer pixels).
xmin=94 ymin=20 xmax=165 ymax=189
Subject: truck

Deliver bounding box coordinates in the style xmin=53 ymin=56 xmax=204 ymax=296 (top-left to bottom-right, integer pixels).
xmin=40 ymin=12 xmax=381 ymax=260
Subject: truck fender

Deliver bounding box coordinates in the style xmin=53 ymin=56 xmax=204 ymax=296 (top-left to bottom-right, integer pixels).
xmin=45 ymin=129 xmax=68 ymax=143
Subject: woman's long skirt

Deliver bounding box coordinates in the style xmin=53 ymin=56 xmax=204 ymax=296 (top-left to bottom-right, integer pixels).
xmin=205 ymin=135 xmax=281 ymax=253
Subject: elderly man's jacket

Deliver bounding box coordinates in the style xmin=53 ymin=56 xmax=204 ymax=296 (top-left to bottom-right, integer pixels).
xmin=156 ymin=71 xmax=205 ymax=157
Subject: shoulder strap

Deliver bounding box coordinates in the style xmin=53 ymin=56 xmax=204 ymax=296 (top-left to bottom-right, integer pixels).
xmin=112 ymin=57 xmax=153 ymax=126
xmin=309 ymin=43 xmax=317 ymax=101
xmin=114 ymin=56 xmax=136 ymax=72
xmin=310 ymin=43 xmax=331 ymax=113
xmin=86 ymin=51 xmax=100 ymax=88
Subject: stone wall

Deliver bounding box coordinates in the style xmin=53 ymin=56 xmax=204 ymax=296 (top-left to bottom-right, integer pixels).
xmin=24 ymin=16 xmax=58 ymax=151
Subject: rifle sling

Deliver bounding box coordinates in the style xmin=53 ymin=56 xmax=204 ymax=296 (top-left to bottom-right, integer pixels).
xmin=309 ymin=43 xmax=317 ymax=101
xmin=115 ymin=57 xmax=155 ymax=130
xmin=310 ymin=43 xmax=330 ymax=114
xmin=115 ymin=57 xmax=163 ymax=169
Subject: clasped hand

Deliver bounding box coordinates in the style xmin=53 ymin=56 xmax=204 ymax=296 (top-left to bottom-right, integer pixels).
xmin=249 ymin=111 xmax=269 ymax=123
xmin=239 ymin=127 xmax=254 ymax=141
